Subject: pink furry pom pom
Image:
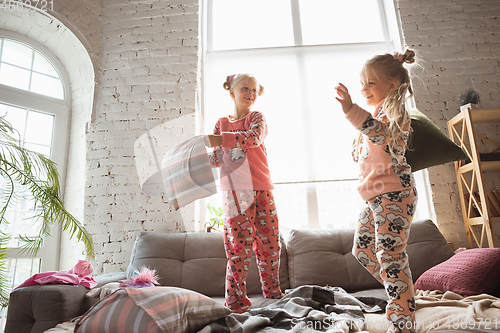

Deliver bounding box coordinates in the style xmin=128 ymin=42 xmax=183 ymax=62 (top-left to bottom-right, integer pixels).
xmin=133 ymin=267 xmax=159 ymax=284
xmin=126 ymin=267 xmax=160 ymax=288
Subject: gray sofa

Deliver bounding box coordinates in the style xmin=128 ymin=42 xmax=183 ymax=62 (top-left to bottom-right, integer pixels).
xmin=5 ymin=219 xmax=459 ymax=333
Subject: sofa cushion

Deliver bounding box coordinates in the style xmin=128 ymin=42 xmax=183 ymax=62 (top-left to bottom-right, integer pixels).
xmin=286 ymin=219 xmax=454 ymax=291
xmin=287 ymin=228 xmax=381 ymax=291
xmin=414 ymin=248 xmax=500 ymax=297
xmin=405 ymin=219 xmax=455 ymax=281
xmin=126 ymin=231 xmax=289 ymax=297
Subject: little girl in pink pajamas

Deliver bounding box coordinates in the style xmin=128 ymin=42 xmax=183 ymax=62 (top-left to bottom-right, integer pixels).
xmin=207 ymin=73 xmax=283 ymax=313
xmin=335 ymin=49 xmax=419 ymax=333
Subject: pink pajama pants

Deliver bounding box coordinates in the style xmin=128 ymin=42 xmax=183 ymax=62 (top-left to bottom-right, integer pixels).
xmin=222 ymin=190 xmax=283 ymax=313
xmin=353 ymin=188 xmax=418 ymax=333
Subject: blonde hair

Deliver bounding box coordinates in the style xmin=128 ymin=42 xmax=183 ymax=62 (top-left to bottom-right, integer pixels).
xmin=222 ymin=73 xmax=265 ymax=96
xmin=357 ymin=49 xmax=416 ymax=159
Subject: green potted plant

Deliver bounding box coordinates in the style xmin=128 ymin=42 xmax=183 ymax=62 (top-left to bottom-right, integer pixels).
xmin=0 ymin=116 xmax=94 ymax=307
xmin=205 ymin=204 xmax=223 ymax=232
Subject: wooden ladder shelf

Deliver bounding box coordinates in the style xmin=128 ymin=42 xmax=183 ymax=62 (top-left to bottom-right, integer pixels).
xmin=447 ymin=105 xmax=500 ymax=248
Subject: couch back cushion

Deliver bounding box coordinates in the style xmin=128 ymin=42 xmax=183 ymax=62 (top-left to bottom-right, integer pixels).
xmin=286 ymin=219 xmax=454 ymax=291
xmin=126 ymin=232 xmax=289 ymax=297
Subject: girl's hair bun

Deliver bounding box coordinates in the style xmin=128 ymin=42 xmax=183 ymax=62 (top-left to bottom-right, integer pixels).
xmin=401 ymin=49 xmax=416 ymax=64
xmin=223 ymin=74 xmax=235 ymax=91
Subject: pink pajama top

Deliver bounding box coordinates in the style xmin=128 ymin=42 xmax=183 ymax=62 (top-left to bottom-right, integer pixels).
xmin=345 ymin=100 xmax=414 ymax=201
xmin=210 ymin=111 xmax=273 ymax=191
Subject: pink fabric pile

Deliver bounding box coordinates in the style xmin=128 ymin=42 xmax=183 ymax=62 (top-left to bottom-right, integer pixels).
xmin=14 ymin=259 xmax=97 ymax=290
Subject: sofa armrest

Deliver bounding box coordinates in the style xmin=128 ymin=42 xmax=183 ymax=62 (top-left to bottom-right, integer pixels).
xmin=5 ymin=284 xmax=91 ymax=333
xmin=5 ymin=271 xmax=127 ymax=333
xmin=95 ymin=271 xmax=128 ymax=287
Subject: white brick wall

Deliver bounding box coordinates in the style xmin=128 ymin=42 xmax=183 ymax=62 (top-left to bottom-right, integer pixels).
xmin=0 ymin=4 xmax=100 ymax=270
xmin=84 ymin=0 xmax=200 ymax=274
xmin=396 ymin=0 xmax=500 ymax=247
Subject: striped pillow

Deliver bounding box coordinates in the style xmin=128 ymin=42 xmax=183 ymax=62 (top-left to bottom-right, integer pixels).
xmin=75 ymin=289 xmax=160 ymax=333
xmin=126 ymin=287 xmax=231 ymax=332
xmin=162 ymin=135 xmax=217 ymax=211
xmin=75 ymin=287 xmax=231 ymax=333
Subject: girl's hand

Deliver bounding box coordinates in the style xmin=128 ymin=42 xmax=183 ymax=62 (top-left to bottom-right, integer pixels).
xmin=207 ymin=135 xmax=223 ymax=147
xmin=335 ymin=83 xmax=353 ymax=114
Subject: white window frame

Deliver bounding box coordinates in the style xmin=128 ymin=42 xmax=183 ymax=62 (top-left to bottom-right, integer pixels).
xmin=0 ymin=30 xmax=71 ymax=274
xmin=198 ymin=0 xmax=435 ymax=231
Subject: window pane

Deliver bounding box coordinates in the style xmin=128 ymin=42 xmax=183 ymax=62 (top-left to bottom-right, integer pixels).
xmin=33 ymin=51 xmax=58 ymax=77
xmin=273 ymin=183 xmax=309 ymax=238
xmin=24 ymin=142 xmax=51 ymax=157
xmin=25 ymin=111 xmax=54 ymax=146
xmin=299 ymin=0 xmax=385 ymax=45
xmin=0 ymin=38 xmax=65 ymax=100
xmin=25 ymin=143 xmax=52 ymax=158
xmin=1 ymin=40 xmax=33 ymax=69
xmin=31 ymin=72 xmax=64 ymax=99
xmin=5 ymin=258 xmax=41 ymax=289
xmin=210 ymin=0 xmax=294 ymax=50
xmin=0 ymin=193 xmax=41 ymax=248
xmin=1 ymin=103 xmax=27 ymax=136
xmin=300 ymin=45 xmax=389 ymax=181
xmin=316 ymin=180 xmax=365 ymax=230
xmin=0 ymin=63 xmax=30 ymax=91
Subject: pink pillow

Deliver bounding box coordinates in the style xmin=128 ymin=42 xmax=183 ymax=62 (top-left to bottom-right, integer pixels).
xmin=414 ymin=248 xmax=500 ymax=297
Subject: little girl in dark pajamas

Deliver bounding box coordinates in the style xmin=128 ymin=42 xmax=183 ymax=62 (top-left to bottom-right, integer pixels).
xmin=335 ymin=49 xmax=419 ymax=333
xmin=207 ymin=73 xmax=283 ymax=313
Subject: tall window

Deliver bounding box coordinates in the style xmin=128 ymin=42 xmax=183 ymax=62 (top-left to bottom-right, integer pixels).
xmin=0 ymin=38 xmax=64 ymax=99
xmin=0 ymin=35 xmax=69 ymax=328
xmin=202 ymin=0 xmax=433 ymax=236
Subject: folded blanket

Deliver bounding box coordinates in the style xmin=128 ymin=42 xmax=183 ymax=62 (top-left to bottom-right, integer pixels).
xmin=198 ymin=285 xmax=387 ymax=333
xmin=413 ymin=289 xmax=500 ymax=333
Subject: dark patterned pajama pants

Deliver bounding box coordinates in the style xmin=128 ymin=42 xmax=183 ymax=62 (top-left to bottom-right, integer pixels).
xmin=353 ymin=188 xmax=418 ymax=333
xmin=222 ymin=190 xmax=283 ymax=313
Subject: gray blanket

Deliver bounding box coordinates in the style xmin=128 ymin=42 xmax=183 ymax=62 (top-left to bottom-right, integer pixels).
xmin=198 ymin=285 xmax=387 ymax=333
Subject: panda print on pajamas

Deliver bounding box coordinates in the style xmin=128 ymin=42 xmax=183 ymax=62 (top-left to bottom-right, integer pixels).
xmin=355 ymin=231 xmax=375 ymax=249
xmin=385 ymin=262 xmax=403 ymax=279
xmin=359 ymin=115 xmax=382 ymax=135
xmin=369 ymin=134 xmax=386 ymax=145
xmin=369 ymin=197 xmax=384 ymax=213
xmin=386 ymin=203 xmax=403 ymax=213
xmin=406 ymin=199 xmax=417 ymax=217
xmin=385 ymin=280 xmax=409 ymax=300
xmin=381 ymin=190 xmax=410 ymax=203
xmin=358 ymin=207 xmax=371 ymax=225
xmin=377 ymin=233 xmax=405 ymax=252
xmin=386 ymin=213 xmax=410 ymax=234
xmin=395 ymin=168 xmax=413 ymax=188
xmin=356 ymin=251 xmax=377 ymax=268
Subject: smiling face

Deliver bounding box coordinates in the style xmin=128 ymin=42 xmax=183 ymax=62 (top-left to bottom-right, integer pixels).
xmin=360 ymin=67 xmax=397 ymax=107
xmin=230 ymin=77 xmax=259 ymax=111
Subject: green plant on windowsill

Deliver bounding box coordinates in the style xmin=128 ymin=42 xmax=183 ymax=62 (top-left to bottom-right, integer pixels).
xmin=0 ymin=116 xmax=94 ymax=308
xmin=205 ymin=204 xmax=223 ymax=232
